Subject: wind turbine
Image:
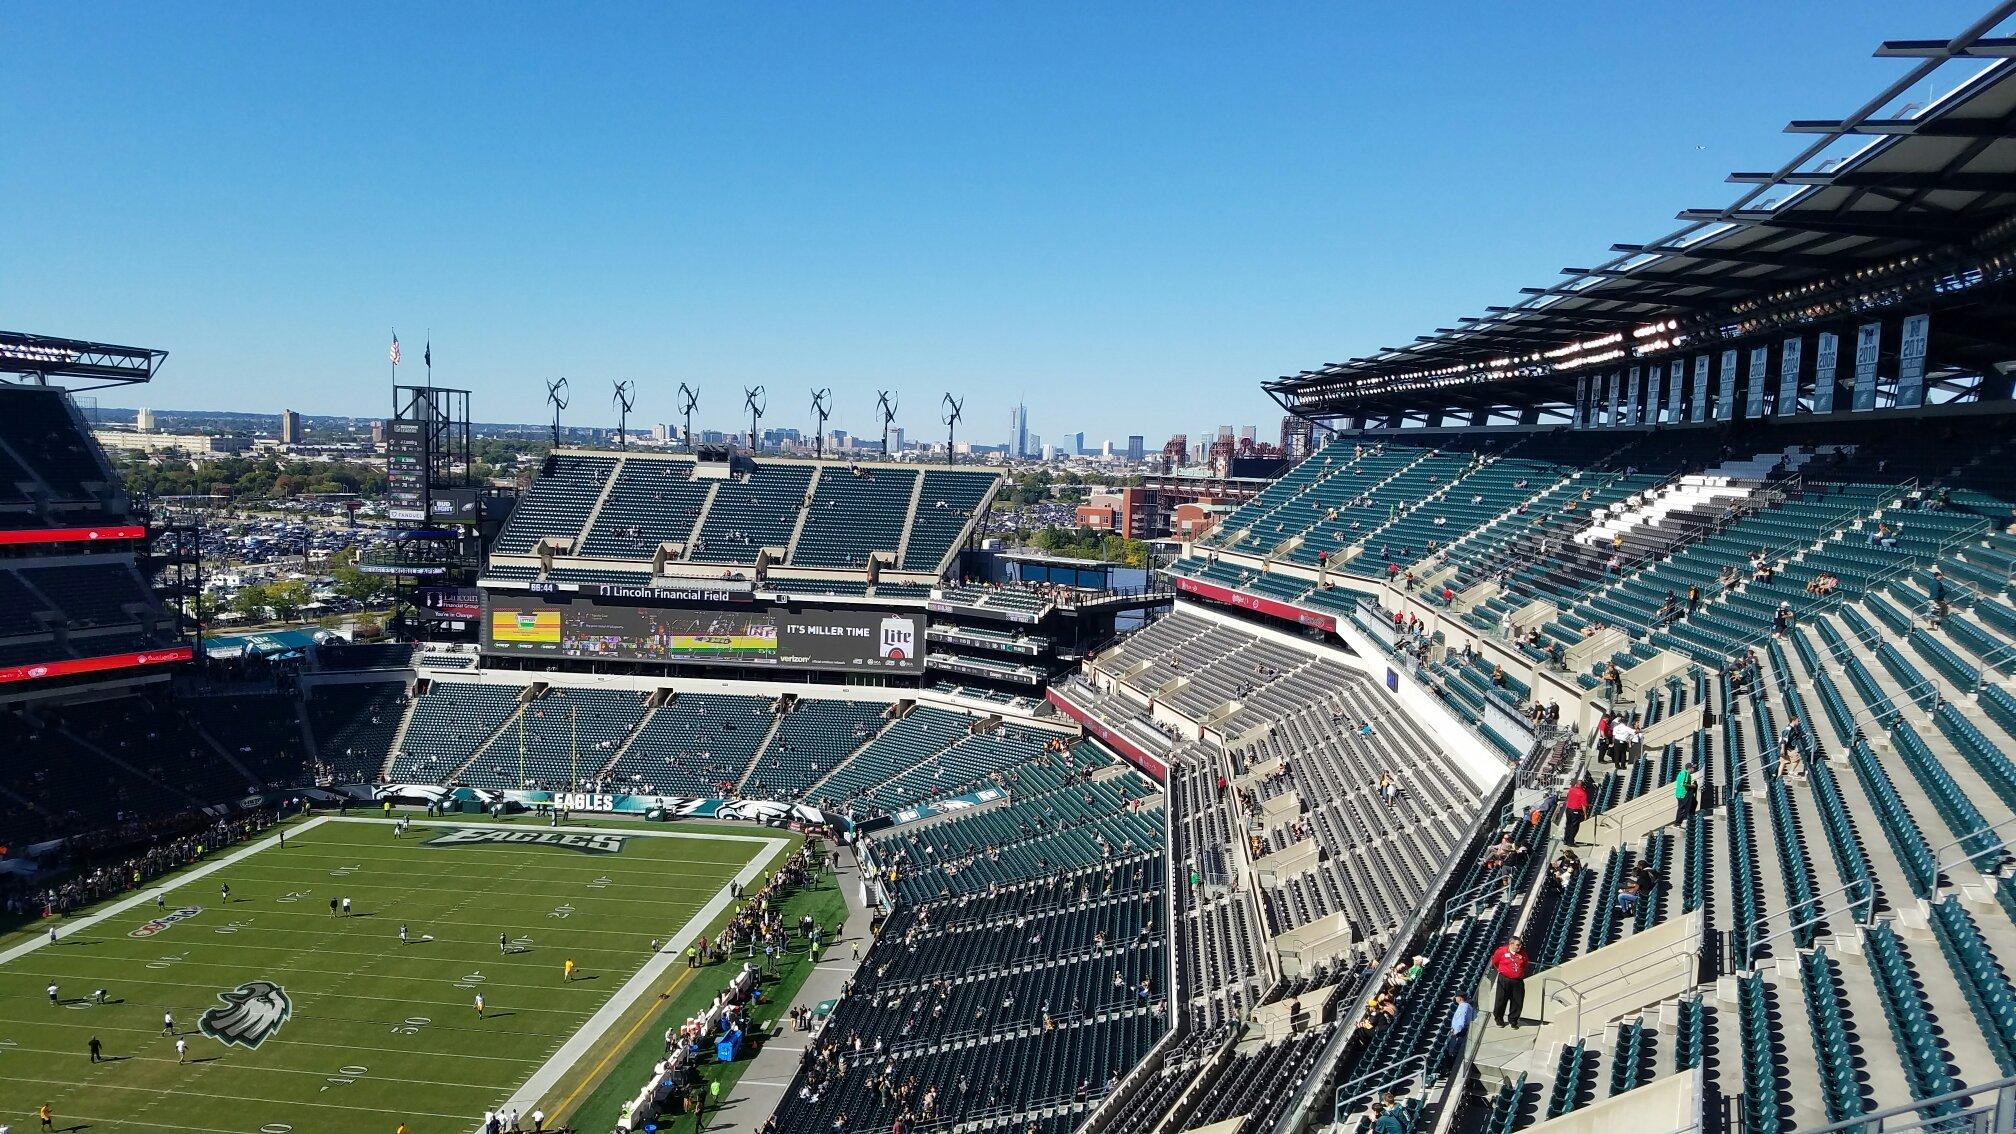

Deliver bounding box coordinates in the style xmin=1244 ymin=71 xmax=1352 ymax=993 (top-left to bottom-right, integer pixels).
xmin=810 ymin=387 xmax=833 ymax=459
xmin=877 ymin=390 xmax=898 ymax=459
xmin=611 ymin=380 xmax=636 ymax=448
xmin=941 ymin=393 xmax=963 ymax=466
xmin=545 ymin=378 xmax=570 ymax=448
xmin=743 ymin=386 xmax=766 ymax=451
xmin=676 ymin=382 xmax=698 ymax=449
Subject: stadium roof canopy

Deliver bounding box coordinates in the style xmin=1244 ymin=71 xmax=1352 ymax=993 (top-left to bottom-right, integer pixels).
xmin=0 ymin=331 xmax=168 ymax=390
xmin=1269 ymin=2 xmax=2016 ymax=422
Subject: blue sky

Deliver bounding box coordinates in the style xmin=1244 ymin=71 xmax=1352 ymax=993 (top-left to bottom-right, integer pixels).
xmin=6 ymin=1 xmax=1990 ymax=446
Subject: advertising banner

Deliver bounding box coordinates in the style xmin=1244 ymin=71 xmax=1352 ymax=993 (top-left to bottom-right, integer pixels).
xmin=0 ymin=645 xmax=193 ymax=685
xmin=1171 ymin=575 xmax=1337 ymax=632
xmin=0 ymin=524 xmax=146 ymax=547
xmin=484 ymin=598 xmax=925 ymax=674
xmin=364 ymin=783 xmax=845 ymax=831
xmin=417 ymin=586 xmax=483 ymax=621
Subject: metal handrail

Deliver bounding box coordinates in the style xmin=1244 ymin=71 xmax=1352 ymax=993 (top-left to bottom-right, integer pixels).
xmin=1932 ymin=812 xmax=2016 ymax=881
xmin=1799 ymin=1068 xmax=2016 ymax=1134
xmin=1742 ymin=877 xmax=1877 ymax=969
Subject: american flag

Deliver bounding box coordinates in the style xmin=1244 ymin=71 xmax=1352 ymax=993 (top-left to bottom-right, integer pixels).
xmin=389 ymin=333 xmax=401 ymax=366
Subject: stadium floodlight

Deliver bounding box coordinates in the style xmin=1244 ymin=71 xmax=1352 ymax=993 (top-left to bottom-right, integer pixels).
xmin=743 ymin=385 xmax=766 ymax=451
xmin=611 ymin=380 xmax=635 ymax=449
xmin=545 ymin=377 xmax=570 ymax=448
xmin=676 ymin=382 xmax=699 ymax=448
xmin=941 ymin=392 xmax=963 ymax=465
xmin=877 ymin=390 xmax=898 ymax=459
xmin=810 ymin=387 xmax=832 ymax=459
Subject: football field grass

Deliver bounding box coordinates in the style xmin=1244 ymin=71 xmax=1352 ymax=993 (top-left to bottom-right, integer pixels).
xmin=0 ymin=815 xmax=785 ymax=1134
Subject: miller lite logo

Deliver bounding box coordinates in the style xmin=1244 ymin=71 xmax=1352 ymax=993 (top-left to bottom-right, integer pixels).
xmin=879 ymin=616 xmax=915 ymax=661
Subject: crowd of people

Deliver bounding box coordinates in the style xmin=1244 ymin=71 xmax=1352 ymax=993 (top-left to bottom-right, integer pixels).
xmin=6 ymin=807 xmax=285 ymax=921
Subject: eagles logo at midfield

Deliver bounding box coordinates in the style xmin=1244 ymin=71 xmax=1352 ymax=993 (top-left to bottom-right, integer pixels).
xmin=198 ymin=980 xmax=293 ymax=1049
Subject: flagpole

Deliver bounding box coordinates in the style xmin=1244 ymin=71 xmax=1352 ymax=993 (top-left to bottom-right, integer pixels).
xmin=391 ymin=328 xmax=399 ymax=389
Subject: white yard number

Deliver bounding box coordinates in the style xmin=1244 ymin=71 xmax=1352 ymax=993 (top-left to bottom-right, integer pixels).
xmin=320 ymin=1064 xmax=369 ymax=1091
xmin=586 ymin=875 xmax=613 ymax=890
xmin=549 ymin=902 xmax=577 ymax=920
xmin=146 ymin=952 xmax=187 ymax=971
xmin=391 ymin=1016 xmax=431 ymax=1036
xmin=276 ymin=890 xmax=311 ymax=904
xmin=454 ymin=971 xmax=487 ymax=990
xmin=329 ymin=864 xmax=361 ymax=877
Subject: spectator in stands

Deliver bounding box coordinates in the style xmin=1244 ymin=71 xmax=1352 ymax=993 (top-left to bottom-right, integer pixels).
xmin=1602 ymin=662 xmax=1623 ymax=701
xmin=1489 ymin=936 xmax=1529 ymax=1028
xmin=1686 ymin=583 xmax=1702 ymax=615
xmin=1671 ymin=758 xmax=1698 ymax=827
xmin=1425 ymin=993 xmax=1474 ymax=1088
xmin=1561 ymin=778 xmax=1589 ymax=846
xmin=1772 ymin=601 xmax=1794 ymax=637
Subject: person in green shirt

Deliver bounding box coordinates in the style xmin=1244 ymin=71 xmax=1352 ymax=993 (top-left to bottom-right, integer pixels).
xmin=1672 ymin=760 xmax=1696 ymax=826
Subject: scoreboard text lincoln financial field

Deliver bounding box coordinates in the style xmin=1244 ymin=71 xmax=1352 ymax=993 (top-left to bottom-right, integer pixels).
xmin=483 ymin=600 xmax=926 ymax=674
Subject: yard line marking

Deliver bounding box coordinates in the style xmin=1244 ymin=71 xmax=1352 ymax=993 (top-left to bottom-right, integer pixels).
xmin=0 ymin=816 xmax=336 ymax=968
xmin=514 ymin=836 xmax=790 ymax=1125
xmin=0 ymin=1071 xmax=481 ymax=1119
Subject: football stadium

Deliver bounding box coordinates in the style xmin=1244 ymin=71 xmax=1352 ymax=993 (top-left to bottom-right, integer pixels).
xmin=13 ymin=5 xmax=2016 ymax=1134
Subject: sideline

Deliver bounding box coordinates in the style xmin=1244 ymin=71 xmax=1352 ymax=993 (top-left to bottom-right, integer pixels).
xmin=495 ymin=830 xmax=789 ymax=1126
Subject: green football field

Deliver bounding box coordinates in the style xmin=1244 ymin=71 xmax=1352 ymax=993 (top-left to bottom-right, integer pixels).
xmin=0 ymin=815 xmax=786 ymax=1134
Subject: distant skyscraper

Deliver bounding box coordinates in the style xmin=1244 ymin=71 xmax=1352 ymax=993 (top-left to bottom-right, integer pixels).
xmin=652 ymin=422 xmax=671 ymax=442
xmin=279 ymin=410 xmax=303 ymax=444
xmin=1126 ymin=435 xmax=1145 ymax=462
xmin=1028 ymin=432 xmax=1041 ymax=455
xmin=135 ymin=407 xmax=154 ymax=432
xmin=889 ymin=426 xmax=905 ymax=452
xmin=1239 ymin=425 xmax=1256 ymax=445
xmin=1070 ymin=431 xmax=1086 ymax=456
xmin=1101 ymin=439 xmax=1115 ymax=459
xmin=1008 ymin=404 xmax=1029 ymax=459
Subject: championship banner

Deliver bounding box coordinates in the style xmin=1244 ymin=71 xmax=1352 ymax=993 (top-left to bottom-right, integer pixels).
xmin=1645 ymin=365 xmax=1663 ymax=425
xmin=1852 ymin=322 xmax=1881 ymax=412
xmin=1896 ymin=314 xmax=1930 ymax=409
xmin=1606 ymin=371 xmax=1622 ymax=427
xmin=1777 ymin=336 xmax=1803 ymax=417
xmin=1689 ymin=356 xmax=1710 ymax=423
xmin=1665 ymin=359 xmax=1683 ymax=422
xmin=1624 ymin=366 xmax=1641 ymax=426
xmin=1574 ymin=374 xmax=1589 ymax=427
xmin=1814 ymin=332 xmax=1840 ymax=413
xmin=1746 ymin=345 xmax=1770 ymax=419
xmin=1715 ymin=350 xmax=1738 ymax=421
